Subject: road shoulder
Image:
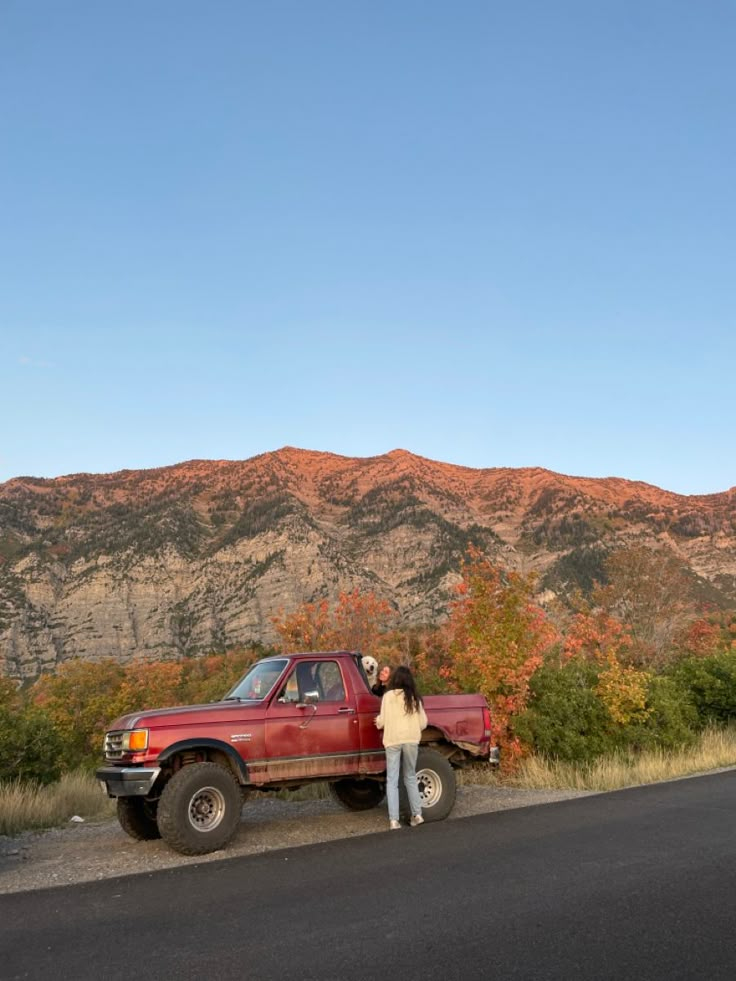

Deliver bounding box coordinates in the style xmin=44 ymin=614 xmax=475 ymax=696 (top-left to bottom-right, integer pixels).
xmin=0 ymin=784 xmax=589 ymax=894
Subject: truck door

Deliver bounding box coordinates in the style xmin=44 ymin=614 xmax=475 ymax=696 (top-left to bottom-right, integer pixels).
xmin=354 ymin=690 xmax=386 ymax=775
xmin=264 ymin=659 xmax=361 ymax=782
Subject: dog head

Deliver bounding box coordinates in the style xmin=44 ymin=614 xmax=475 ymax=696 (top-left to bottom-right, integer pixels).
xmin=361 ymin=655 xmax=378 ymax=683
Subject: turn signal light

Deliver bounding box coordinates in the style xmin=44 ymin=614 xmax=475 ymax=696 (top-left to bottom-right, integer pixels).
xmin=124 ymin=729 xmax=149 ymax=752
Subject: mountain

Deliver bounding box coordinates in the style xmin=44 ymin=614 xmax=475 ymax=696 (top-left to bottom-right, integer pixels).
xmin=1 ymin=448 xmax=734 ymax=680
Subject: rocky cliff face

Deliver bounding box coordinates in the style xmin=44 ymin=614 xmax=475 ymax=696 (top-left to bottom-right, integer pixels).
xmin=1 ymin=448 xmax=735 ymax=680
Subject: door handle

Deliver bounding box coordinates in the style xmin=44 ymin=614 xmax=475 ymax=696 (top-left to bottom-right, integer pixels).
xmin=337 ymin=706 xmax=356 ymax=714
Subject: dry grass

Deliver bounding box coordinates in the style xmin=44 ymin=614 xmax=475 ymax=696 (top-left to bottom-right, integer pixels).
xmin=0 ymin=772 xmax=330 ymax=837
xmin=461 ymin=727 xmax=736 ymax=793
xmin=0 ymin=771 xmax=115 ymax=838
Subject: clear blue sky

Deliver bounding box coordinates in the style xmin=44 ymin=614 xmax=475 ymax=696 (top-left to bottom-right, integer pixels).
xmin=1 ymin=1 xmax=733 ymax=495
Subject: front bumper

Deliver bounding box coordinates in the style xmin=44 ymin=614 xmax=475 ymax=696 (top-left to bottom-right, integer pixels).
xmin=96 ymin=766 xmax=161 ymax=797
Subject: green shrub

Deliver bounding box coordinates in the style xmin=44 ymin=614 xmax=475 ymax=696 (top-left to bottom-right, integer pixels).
xmin=623 ymin=675 xmax=697 ymax=752
xmin=668 ymin=651 xmax=736 ymax=727
xmin=515 ymin=658 xmax=698 ymax=764
xmin=514 ymin=659 xmax=617 ymax=763
xmin=0 ymin=705 xmax=65 ymax=784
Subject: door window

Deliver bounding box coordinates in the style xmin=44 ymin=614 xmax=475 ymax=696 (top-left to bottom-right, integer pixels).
xmin=276 ymin=660 xmax=345 ymax=703
xmin=314 ymin=661 xmax=346 ymax=701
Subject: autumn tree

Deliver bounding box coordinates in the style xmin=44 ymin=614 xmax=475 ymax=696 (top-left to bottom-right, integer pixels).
xmin=409 ymin=626 xmax=455 ymax=693
xmin=562 ymin=608 xmax=632 ymax=663
xmin=32 ymin=659 xmax=129 ymax=768
xmin=433 ymin=548 xmax=558 ymax=764
xmin=677 ymin=610 xmax=736 ymax=659
xmin=29 ymin=646 xmax=271 ymax=772
xmin=562 ymin=609 xmax=650 ymax=726
xmin=180 ymin=647 xmax=266 ymax=703
xmin=116 ymin=660 xmax=184 ymax=716
xmin=271 ymin=589 xmax=397 ymax=655
xmin=592 ymin=545 xmax=695 ymax=666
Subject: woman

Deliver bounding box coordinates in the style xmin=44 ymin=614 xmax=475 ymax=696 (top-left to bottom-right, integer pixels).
xmin=375 ymin=665 xmax=428 ymax=830
xmin=371 ymin=663 xmax=392 ymax=697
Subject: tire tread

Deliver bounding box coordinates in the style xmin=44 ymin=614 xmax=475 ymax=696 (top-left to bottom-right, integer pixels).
xmin=116 ymin=796 xmax=161 ymax=841
xmin=157 ymin=761 xmax=242 ymax=856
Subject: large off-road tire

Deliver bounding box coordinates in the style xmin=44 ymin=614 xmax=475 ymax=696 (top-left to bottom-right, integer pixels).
xmin=400 ymin=747 xmax=456 ymax=822
xmin=329 ymin=779 xmax=386 ymax=811
xmin=156 ymin=762 xmax=243 ymax=856
xmin=116 ymin=796 xmax=161 ymax=841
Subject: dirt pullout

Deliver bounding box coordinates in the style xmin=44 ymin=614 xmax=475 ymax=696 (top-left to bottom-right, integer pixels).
xmin=0 ymin=785 xmax=589 ymax=895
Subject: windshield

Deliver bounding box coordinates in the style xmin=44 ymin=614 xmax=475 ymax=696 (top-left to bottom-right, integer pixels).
xmin=225 ymin=658 xmax=289 ymax=701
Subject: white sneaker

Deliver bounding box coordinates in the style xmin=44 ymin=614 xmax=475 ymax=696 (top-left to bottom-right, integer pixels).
xmin=389 ymin=820 xmax=401 ymax=830
xmin=410 ymin=814 xmax=424 ymax=827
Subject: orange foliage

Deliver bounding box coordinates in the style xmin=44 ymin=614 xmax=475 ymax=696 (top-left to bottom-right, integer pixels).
xmin=117 ymin=660 xmax=184 ymax=712
xmin=271 ymin=589 xmax=396 ymax=655
xmin=430 ymin=548 xmax=558 ymax=766
xmin=181 ymin=648 xmax=262 ymax=703
xmin=32 ymin=659 xmax=129 ymax=764
xmin=563 ymin=610 xmax=631 ymax=663
xmin=412 ymin=628 xmax=455 ymax=694
xmin=591 ymin=546 xmax=695 ymax=666
xmin=30 ymin=647 xmax=267 ymax=767
xmin=682 ymin=618 xmax=723 ymax=658
xmin=679 ymin=612 xmax=736 ymax=658
xmin=562 ymin=609 xmax=651 ymax=725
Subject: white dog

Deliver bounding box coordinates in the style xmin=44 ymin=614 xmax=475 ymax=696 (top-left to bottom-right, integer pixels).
xmin=361 ymin=655 xmax=378 ymax=686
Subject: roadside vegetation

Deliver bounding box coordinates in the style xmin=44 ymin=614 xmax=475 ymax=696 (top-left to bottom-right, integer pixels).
xmin=512 ymin=726 xmax=736 ymax=792
xmin=462 ymin=726 xmax=736 ymax=793
xmin=0 ymin=771 xmax=114 ymax=837
xmin=2 ymin=545 xmax=736 ymax=836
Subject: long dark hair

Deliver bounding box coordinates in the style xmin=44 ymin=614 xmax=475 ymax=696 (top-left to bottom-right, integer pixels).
xmin=389 ymin=665 xmax=424 ymax=714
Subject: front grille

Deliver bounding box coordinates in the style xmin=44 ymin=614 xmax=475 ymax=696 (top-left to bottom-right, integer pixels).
xmin=104 ymin=731 xmax=125 ymax=760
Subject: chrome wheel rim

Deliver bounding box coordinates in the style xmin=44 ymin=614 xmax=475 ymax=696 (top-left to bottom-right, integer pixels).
xmin=417 ymin=768 xmax=442 ymax=808
xmin=187 ymin=786 xmax=226 ymax=833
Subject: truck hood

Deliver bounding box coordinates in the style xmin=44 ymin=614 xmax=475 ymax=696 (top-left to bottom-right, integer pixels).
xmin=109 ymin=700 xmax=265 ymax=730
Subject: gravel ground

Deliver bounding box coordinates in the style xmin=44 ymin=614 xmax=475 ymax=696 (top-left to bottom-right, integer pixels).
xmin=0 ymin=785 xmax=590 ymax=895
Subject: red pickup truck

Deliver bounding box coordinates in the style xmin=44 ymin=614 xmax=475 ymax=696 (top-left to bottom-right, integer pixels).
xmin=97 ymin=651 xmax=496 ymax=855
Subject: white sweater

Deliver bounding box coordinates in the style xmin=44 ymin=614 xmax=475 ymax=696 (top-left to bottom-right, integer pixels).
xmin=375 ymin=689 xmax=428 ymax=748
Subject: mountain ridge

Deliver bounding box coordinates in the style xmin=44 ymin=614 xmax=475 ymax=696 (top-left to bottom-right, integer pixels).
xmin=1 ymin=448 xmax=734 ymax=680
xmin=5 ymin=447 xmax=732 ymax=501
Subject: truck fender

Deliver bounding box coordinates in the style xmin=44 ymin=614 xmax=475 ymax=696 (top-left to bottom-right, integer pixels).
xmin=157 ymin=739 xmax=250 ymax=785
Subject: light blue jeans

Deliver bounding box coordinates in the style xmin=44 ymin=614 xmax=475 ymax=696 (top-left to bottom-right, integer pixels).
xmin=385 ymin=743 xmax=422 ymax=822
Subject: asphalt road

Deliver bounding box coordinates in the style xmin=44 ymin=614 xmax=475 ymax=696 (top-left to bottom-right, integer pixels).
xmin=3 ymin=771 xmax=736 ymax=981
